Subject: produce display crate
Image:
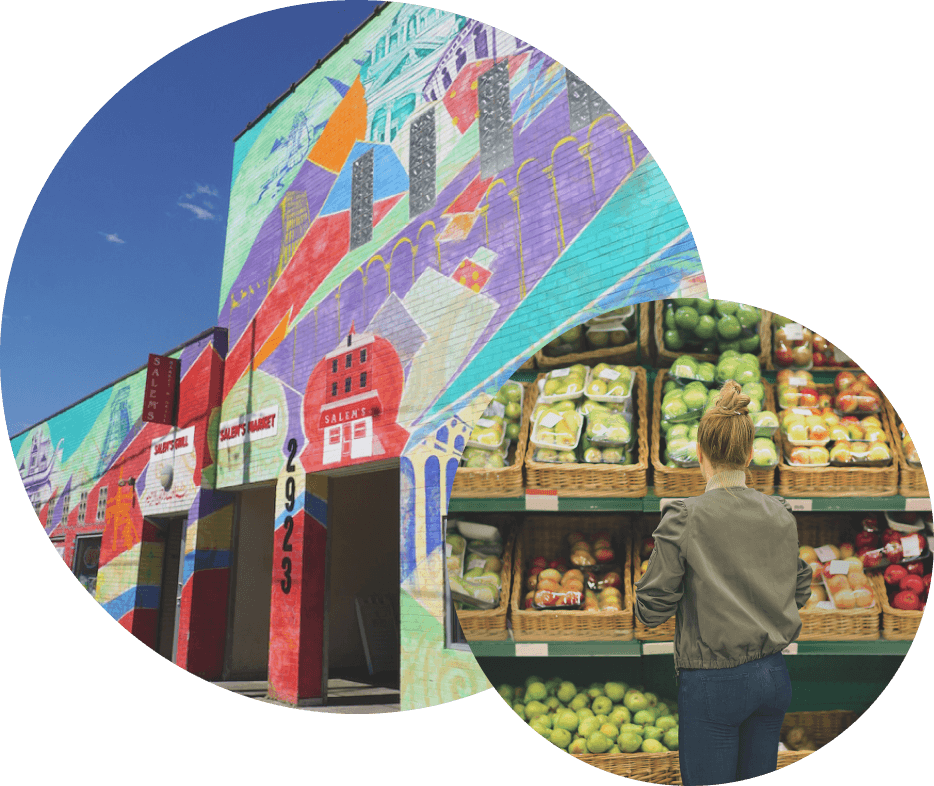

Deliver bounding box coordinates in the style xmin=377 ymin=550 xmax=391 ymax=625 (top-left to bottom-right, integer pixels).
xmin=574 ymin=751 xmax=680 ymax=784
xmin=650 ymin=372 xmax=780 ymax=497
xmin=795 ymin=515 xmax=881 ymax=640
xmin=509 ymin=514 xmax=634 ymax=641
xmin=883 ymin=398 xmax=928 ymax=498
xmin=867 ymin=571 xmax=925 ymax=641
xmin=765 ymin=315 xmax=863 ymax=373
xmin=535 ymin=302 xmax=651 ymax=369
xmin=631 ymin=514 xmax=677 ymax=641
xmin=524 ymin=367 xmax=649 ymax=497
xmin=776 ymin=384 xmax=899 ymax=498
xmin=455 ymin=523 xmax=516 ymax=642
xmin=451 ymin=383 xmax=535 ymax=499
xmin=654 ymin=301 xmax=772 ymax=368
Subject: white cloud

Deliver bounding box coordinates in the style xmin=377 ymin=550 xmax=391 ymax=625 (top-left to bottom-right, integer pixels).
xmin=99 ymin=231 xmax=125 ymax=244
xmin=178 ymin=202 xmax=215 ymax=220
xmin=196 ymin=184 xmax=219 ymax=197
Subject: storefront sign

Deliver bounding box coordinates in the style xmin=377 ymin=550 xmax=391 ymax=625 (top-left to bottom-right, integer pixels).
xmin=318 ymin=393 xmax=381 ymax=428
xmin=219 ymin=406 xmax=279 ymax=448
xmin=149 ymin=426 xmax=195 ymax=462
xmin=142 ymin=354 xmax=180 ymax=425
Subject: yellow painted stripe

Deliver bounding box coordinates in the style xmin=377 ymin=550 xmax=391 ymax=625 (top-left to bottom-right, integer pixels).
xmin=192 ymin=506 xmax=234 ymax=551
xmin=96 ymin=543 xmax=142 ymax=604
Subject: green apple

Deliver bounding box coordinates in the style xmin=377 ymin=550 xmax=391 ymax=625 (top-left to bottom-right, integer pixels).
xmin=550 ymin=727 xmax=572 ymax=749
xmin=642 ymin=725 xmax=664 ymax=742
xmin=682 ymin=387 xmax=707 ymax=411
xmin=586 ymin=731 xmax=612 ymax=754
xmin=600 ymin=723 xmax=620 ymax=740
xmin=556 ymin=681 xmax=577 ymax=704
xmin=578 ymin=717 xmax=601 ymax=738
xmin=714 ymin=299 xmax=739 ymax=316
xmin=513 ymin=702 xmax=527 ymax=720
xmin=560 ymin=325 xmax=583 ymax=343
xmin=633 ymin=709 xmax=657 ymax=726
xmin=641 ymin=738 xmax=665 ymax=753
xmin=662 ymin=398 xmax=688 ymax=420
xmin=604 ymin=681 xmax=628 ymax=702
xmin=694 ymin=314 xmax=717 ymax=340
xmin=617 ymin=731 xmax=643 ymax=753
xmin=555 ymin=709 xmax=579 ymax=732
xmin=525 ymin=681 xmax=547 ymax=701
xmin=663 ymin=728 xmax=679 ymax=751
xmin=696 ymin=363 xmax=716 ymax=383
xmin=655 ymin=715 xmax=677 ymax=732
xmin=736 ymin=303 xmax=760 ymax=328
xmin=497 ymin=685 xmax=515 ymax=703
xmin=525 ymin=700 xmax=548 ymax=718
xmin=568 ymin=738 xmax=588 ymax=755
xmin=718 ymin=315 xmax=742 ymax=340
xmin=674 ymin=306 xmax=699 ymax=331
xmin=591 ymin=695 xmax=613 ymax=715
xmin=695 ymin=298 xmax=714 ymax=315
xmin=609 ymin=706 xmax=631 ymax=727
xmin=530 ymin=716 xmax=551 ymax=737
xmin=739 ymin=334 xmax=761 ymax=353
xmin=623 ymin=691 xmax=649 ymax=713
xmin=664 ymin=307 xmax=677 ymax=330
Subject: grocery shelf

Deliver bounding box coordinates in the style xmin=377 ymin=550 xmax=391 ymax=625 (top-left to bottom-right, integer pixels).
xmin=467 ymin=639 xmax=912 ymax=658
xmin=449 ymin=489 xmax=930 ymax=514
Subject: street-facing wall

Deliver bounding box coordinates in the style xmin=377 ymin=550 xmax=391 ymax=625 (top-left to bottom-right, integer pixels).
xmin=219 ymin=3 xmax=705 ymax=708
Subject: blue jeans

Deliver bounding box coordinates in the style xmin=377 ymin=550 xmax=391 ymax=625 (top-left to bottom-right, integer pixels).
xmin=677 ymin=652 xmax=792 ymax=786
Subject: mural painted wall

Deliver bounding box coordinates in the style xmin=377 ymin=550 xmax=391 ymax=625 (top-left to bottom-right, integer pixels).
xmin=11 ymin=329 xmax=233 ymax=678
xmin=219 ymin=3 xmax=706 ymax=709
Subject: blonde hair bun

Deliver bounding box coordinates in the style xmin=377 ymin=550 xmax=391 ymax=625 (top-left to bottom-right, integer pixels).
xmin=713 ymin=380 xmax=750 ymax=417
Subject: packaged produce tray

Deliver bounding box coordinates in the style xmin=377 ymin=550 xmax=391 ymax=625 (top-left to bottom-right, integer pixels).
xmin=654 ymin=301 xmax=771 ymax=368
xmin=535 ymin=302 xmax=651 ymax=369
xmin=867 ymin=570 xmax=925 ymax=641
xmin=631 ymin=514 xmax=677 ymax=641
xmin=524 ymin=367 xmax=648 ymax=497
xmin=883 ymin=398 xmax=928 ymax=498
xmin=795 ymin=515 xmax=882 ymax=640
xmin=451 ymin=383 xmax=534 ymax=498
xmin=651 ymin=374 xmax=781 ymax=497
xmin=510 ymin=515 xmax=634 ymax=641
xmin=454 ymin=522 xmax=516 ymax=641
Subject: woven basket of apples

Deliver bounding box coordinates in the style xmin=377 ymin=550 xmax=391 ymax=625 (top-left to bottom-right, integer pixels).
xmin=510 ymin=515 xmax=634 ymax=641
xmin=776 ymin=711 xmax=859 ymax=768
xmin=631 ymin=515 xmax=678 ymax=642
xmin=796 ymin=515 xmax=883 ymax=640
xmin=768 ymin=314 xmax=860 ymax=372
xmin=495 ymin=676 xmax=682 ymax=784
xmin=776 ymin=376 xmax=899 ymax=497
xmin=536 ymin=303 xmax=651 ymax=369
xmin=452 ymin=381 xmax=533 ymax=498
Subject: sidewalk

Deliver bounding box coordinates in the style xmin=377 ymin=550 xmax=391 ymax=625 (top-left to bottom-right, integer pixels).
xmin=213 ymin=673 xmax=400 ymax=714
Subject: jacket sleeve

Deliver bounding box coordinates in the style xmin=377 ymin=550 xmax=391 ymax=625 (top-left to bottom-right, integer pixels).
xmin=635 ymin=500 xmax=689 ymax=627
xmin=795 ymin=558 xmax=813 ymax=608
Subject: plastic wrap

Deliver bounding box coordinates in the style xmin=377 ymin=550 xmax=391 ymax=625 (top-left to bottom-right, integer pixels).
xmin=714 ymin=351 xmax=762 ymax=386
xmin=750 ymin=436 xmax=779 ymax=468
xmin=530 ymin=407 xmax=584 ymax=450
xmin=661 ymin=381 xmax=708 ymax=423
xmin=584 ymin=363 xmax=634 ymax=404
xmin=829 ymin=440 xmax=893 ymax=467
xmin=538 ymin=366 xmax=589 ymax=403
xmin=661 ymin=298 xmax=761 ymax=355
xmin=669 ymin=355 xmax=717 ymax=386
xmin=585 ymin=319 xmax=631 ymax=350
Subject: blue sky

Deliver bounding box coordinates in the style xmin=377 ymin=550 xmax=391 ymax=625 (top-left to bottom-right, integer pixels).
xmin=0 ymin=1 xmax=380 ymax=436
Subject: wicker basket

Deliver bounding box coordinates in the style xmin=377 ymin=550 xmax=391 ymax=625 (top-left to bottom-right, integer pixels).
xmin=524 ymin=367 xmax=649 ymax=497
xmin=650 ymin=372 xmax=783 ymax=497
xmin=574 ymin=751 xmax=680 ymax=784
xmin=765 ymin=315 xmax=864 ymax=373
xmin=654 ymin=301 xmax=772 ymax=368
xmin=650 ymin=710 xmax=859 ymax=786
xmin=535 ymin=303 xmax=651 ymax=369
xmin=451 ymin=384 xmax=534 ymax=499
xmin=518 ymin=356 xmax=536 ymax=371
xmin=867 ymin=570 xmax=925 ymax=641
xmin=510 ymin=515 xmax=634 ymax=641
xmin=631 ymin=514 xmax=678 ymax=641
xmin=796 ymin=516 xmax=881 ymax=640
xmin=455 ymin=524 xmax=516 ymax=641
xmin=883 ymin=398 xmax=928 ymax=498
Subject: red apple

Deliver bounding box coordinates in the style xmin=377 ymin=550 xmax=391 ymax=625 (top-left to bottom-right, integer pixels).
xmin=900 ymin=574 xmax=925 ymax=595
xmin=882 ymin=529 xmax=902 ymax=546
xmin=905 ymin=562 xmax=925 ymax=577
xmin=529 ymin=566 xmax=544 ymax=578
xmin=862 ymin=549 xmax=885 ymax=569
xmin=601 ymin=571 xmax=622 ymax=588
xmin=924 ymin=574 xmax=932 ymax=592
xmin=532 ymin=556 xmax=548 ymax=570
xmin=892 ymin=590 xmax=921 ymax=611
xmin=857 ymin=373 xmax=878 ymax=391
xmin=855 ymin=531 xmax=879 ymax=550
xmin=884 ymin=565 xmax=908 ymax=585
xmin=775 ymin=345 xmax=794 ymax=366
xmin=884 ymin=541 xmax=904 ymax=564
xmin=836 ymin=372 xmax=857 ymax=391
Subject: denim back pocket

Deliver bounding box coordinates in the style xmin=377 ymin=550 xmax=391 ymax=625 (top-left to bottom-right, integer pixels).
xmin=703 ymin=671 xmax=749 ymax=726
xmin=767 ymin=665 xmax=793 ymax=714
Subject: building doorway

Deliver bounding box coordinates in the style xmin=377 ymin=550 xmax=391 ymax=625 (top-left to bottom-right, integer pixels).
xmin=154 ymin=517 xmax=185 ymax=662
xmin=224 ymin=485 xmax=275 ymax=680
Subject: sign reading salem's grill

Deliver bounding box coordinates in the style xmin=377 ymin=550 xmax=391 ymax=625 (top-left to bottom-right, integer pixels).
xmin=149 ymin=427 xmax=195 ymax=462
xmin=219 ymin=406 xmax=280 ymax=449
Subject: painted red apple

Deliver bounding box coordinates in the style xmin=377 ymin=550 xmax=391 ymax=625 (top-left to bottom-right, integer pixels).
xmin=892 ymin=590 xmax=921 ymax=611
xmin=884 ymin=565 xmax=908 ymax=585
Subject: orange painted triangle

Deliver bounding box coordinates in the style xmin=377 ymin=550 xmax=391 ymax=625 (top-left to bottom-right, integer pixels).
xmin=307 ymin=75 xmax=368 ymax=174
xmin=252 ymin=308 xmax=293 ymax=371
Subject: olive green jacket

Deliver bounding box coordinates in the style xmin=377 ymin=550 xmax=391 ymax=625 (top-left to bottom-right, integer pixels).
xmin=635 ymin=479 xmax=812 ymax=672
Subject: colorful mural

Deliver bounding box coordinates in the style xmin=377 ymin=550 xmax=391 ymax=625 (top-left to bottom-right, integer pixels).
xmin=218 ymin=4 xmax=706 ymax=707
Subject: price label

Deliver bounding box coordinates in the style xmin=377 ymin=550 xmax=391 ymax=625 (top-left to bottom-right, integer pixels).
xmin=814 ymin=545 xmax=836 ymax=563
xmin=515 ymin=643 xmax=549 ymax=657
xmin=816 ymin=601 xmax=835 ymax=611
xmin=643 ymin=642 xmax=674 ymax=655
xmin=781 ymin=643 xmax=798 ymax=655
xmin=783 ymin=323 xmax=805 ymax=341
xmin=540 ymin=412 xmax=563 ymax=428
xmin=828 ymin=560 xmax=851 ymax=575
xmin=792 ymin=408 xmax=814 ymax=416
xmin=905 ymin=498 xmax=932 ymax=512
xmin=485 ymin=401 xmax=506 ymax=418
xmin=789 ymin=377 xmax=808 ymax=386
xmin=599 ymin=368 xmax=622 ymax=381
xmin=788 ymin=499 xmax=813 ymax=512
xmin=525 ymin=490 xmax=559 ymax=511
xmin=445 ymin=543 xmax=453 ymax=558
xmin=550 ymin=368 xmax=570 ymax=378
xmin=902 ymin=534 xmax=922 ymax=560
xmin=476 ymin=418 xmax=496 ymax=428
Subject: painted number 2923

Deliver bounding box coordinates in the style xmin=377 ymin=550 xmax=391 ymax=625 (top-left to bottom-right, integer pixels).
xmin=280 ymin=438 xmax=298 ymax=594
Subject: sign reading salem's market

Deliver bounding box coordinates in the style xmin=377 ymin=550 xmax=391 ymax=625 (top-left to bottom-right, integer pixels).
xmin=219 ymin=406 xmax=280 ymax=449
xmin=142 ymin=354 xmax=180 ymax=425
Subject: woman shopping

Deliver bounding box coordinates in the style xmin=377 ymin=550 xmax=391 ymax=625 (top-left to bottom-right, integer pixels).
xmin=635 ymin=380 xmax=813 ymax=786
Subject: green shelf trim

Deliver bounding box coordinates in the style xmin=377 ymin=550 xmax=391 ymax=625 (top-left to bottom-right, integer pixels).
xmin=467 ymin=639 xmax=911 ymax=658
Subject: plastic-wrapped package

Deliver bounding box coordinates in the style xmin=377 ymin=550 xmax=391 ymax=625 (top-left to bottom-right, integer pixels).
xmin=829 ymin=440 xmax=893 ymax=467
xmin=714 ymin=351 xmax=762 ymax=386
xmin=532 ymin=447 xmax=579 ymax=464
xmin=900 ymin=423 xmax=921 ymax=466
xmin=466 ymin=416 xmax=506 ymax=450
xmin=585 ymin=408 xmax=634 ymax=447
xmin=538 ymin=366 xmax=589 ymax=403
xmin=833 ymin=372 xmax=883 ymax=415
xmin=446 ymin=531 xmax=467 ymax=578
xmin=860 ymin=531 xmax=929 ymax=571
xmin=531 ymin=407 xmax=584 ymax=450
xmin=750 ymin=437 xmax=779 ymax=468
xmin=661 ymin=381 xmax=708 ymax=423
xmin=542 ymin=325 xmax=585 ymax=357
xmin=781 ymin=410 xmax=832 ymax=445
xmin=584 ymin=363 xmax=634 ymax=405
xmin=772 ymin=318 xmax=814 ymax=370
xmin=579 ymin=434 xmax=633 ymax=465
xmin=585 ymin=319 xmax=630 ymax=350
xmin=669 ymin=355 xmax=717 ymax=386
xmin=529 ymin=567 xmax=584 ymax=610
xmin=752 ymin=410 xmax=780 ymax=437
xmin=662 ymin=298 xmax=761 ymax=354
xmin=818 ymin=561 xmax=876 ymax=610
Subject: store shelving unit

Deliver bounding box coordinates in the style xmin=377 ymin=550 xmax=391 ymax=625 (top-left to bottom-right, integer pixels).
xmin=467 ymin=639 xmax=911 ymax=657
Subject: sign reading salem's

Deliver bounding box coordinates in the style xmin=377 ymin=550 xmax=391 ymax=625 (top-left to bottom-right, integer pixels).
xmin=149 ymin=427 xmax=195 ymax=462
xmin=219 ymin=406 xmax=280 ymax=449
xmin=142 ymin=354 xmax=179 ymax=425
